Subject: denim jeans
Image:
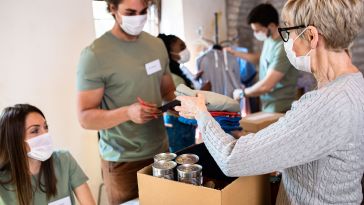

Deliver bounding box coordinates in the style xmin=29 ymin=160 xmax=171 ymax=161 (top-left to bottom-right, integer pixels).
xmin=164 ymin=114 xmax=196 ymax=152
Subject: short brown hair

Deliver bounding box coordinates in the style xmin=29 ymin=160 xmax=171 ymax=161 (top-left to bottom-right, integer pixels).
xmin=105 ymin=0 xmax=150 ymax=13
xmin=282 ymin=0 xmax=364 ymax=51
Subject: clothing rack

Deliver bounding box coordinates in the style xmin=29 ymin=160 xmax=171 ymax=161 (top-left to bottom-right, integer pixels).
xmin=212 ymin=12 xmax=223 ymax=50
xmin=194 ymin=13 xmax=238 ymax=50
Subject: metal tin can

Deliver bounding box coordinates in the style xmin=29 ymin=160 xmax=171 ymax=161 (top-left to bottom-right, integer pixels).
xmin=177 ymin=164 xmax=203 ymax=186
xmin=175 ymin=154 xmax=199 ymax=165
xmin=154 ymin=153 xmax=177 ymax=162
xmin=152 ymin=160 xmax=177 ymax=180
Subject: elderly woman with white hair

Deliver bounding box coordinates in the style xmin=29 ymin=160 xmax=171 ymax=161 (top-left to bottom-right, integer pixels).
xmin=175 ymin=0 xmax=364 ymax=204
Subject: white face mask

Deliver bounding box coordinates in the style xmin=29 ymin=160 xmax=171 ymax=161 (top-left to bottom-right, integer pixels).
xmin=177 ymin=48 xmax=191 ymax=64
xmin=254 ymin=31 xmax=268 ymax=41
xmin=26 ymin=132 xmax=54 ymax=162
xmin=120 ymin=14 xmax=147 ymax=36
xmin=284 ymin=27 xmax=313 ymax=73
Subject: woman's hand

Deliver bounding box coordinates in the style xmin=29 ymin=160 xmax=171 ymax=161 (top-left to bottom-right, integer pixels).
xmin=175 ymin=93 xmax=207 ymax=119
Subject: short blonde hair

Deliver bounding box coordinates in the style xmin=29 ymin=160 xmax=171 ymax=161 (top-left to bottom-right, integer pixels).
xmin=282 ymin=0 xmax=364 ymax=51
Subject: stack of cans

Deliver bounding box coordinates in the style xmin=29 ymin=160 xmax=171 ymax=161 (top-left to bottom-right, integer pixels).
xmin=152 ymin=153 xmax=177 ymax=180
xmin=152 ymin=152 xmax=203 ymax=186
xmin=175 ymin=154 xmax=202 ymax=186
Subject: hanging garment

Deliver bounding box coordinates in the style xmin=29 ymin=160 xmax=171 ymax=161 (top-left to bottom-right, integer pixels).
xmin=196 ymin=48 xmax=243 ymax=98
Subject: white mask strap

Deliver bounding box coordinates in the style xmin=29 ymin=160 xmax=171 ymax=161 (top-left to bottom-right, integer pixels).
xmin=305 ymin=49 xmax=313 ymax=56
xmin=294 ymin=27 xmax=309 ymax=42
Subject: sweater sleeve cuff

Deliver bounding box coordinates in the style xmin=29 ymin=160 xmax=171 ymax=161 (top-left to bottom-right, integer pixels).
xmin=196 ymin=110 xmax=213 ymax=131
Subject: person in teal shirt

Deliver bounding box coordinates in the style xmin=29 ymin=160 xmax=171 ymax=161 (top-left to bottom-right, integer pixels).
xmin=0 ymin=104 xmax=95 ymax=205
xmin=226 ymin=3 xmax=298 ymax=113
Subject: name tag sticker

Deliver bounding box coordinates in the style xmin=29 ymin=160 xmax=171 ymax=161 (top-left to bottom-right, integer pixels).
xmin=48 ymin=196 xmax=71 ymax=205
xmin=145 ymin=59 xmax=162 ymax=75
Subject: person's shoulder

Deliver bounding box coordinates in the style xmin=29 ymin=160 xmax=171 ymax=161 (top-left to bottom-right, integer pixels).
xmin=141 ymin=32 xmax=164 ymax=47
xmin=338 ymin=73 xmax=364 ymax=99
xmin=82 ymin=31 xmax=114 ymax=54
xmin=141 ymin=31 xmax=158 ymax=41
xmin=271 ymin=39 xmax=284 ymax=50
xmin=52 ymin=150 xmax=74 ymax=164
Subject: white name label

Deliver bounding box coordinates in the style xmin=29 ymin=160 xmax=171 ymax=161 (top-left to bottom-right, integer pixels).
xmin=145 ymin=59 xmax=162 ymax=75
xmin=48 ymin=196 xmax=72 ymax=205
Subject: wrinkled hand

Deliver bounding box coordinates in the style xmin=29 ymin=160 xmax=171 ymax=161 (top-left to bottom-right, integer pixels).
xmin=233 ymin=89 xmax=243 ymax=101
xmin=127 ymin=101 xmax=161 ymax=124
xmin=175 ymin=93 xmax=207 ymax=119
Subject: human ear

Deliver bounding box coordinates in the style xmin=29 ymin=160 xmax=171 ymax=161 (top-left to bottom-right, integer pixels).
xmin=307 ymin=26 xmax=319 ymax=49
xmin=109 ymin=4 xmax=118 ymax=15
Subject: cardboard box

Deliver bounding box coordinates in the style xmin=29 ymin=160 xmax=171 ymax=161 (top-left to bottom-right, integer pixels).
xmin=137 ymin=143 xmax=269 ymax=205
xmin=240 ymin=112 xmax=284 ymax=133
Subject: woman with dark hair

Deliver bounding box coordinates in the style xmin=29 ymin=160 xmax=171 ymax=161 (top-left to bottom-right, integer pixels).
xmin=0 ymin=104 xmax=95 ymax=205
xmin=157 ymin=34 xmax=195 ymax=89
xmin=157 ymin=34 xmax=197 ymax=152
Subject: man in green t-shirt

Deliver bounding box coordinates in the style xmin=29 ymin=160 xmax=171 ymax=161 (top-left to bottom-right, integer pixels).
xmin=226 ymin=3 xmax=299 ymax=113
xmin=76 ymin=0 xmax=175 ymax=204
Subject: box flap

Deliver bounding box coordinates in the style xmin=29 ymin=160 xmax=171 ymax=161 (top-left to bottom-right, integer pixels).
xmin=221 ymin=175 xmax=270 ymax=205
xmin=240 ymin=112 xmax=284 ymax=133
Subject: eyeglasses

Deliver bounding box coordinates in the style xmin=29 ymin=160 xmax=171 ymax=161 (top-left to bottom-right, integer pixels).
xmin=278 ymin=25 xmax=306 ymax=42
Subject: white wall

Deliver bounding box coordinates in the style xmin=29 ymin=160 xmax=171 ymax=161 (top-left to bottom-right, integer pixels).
xmin=160 ymin=0 xmax=227 ymax=72
xmin=160 ymin=0 xmax=185 ymax=39
xmin=0 ymin=0 xmax=101 ymax=201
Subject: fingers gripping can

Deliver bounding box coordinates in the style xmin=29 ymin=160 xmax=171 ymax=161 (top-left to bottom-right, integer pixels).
xmin=152 ymin=160 xmax=177 ymax=180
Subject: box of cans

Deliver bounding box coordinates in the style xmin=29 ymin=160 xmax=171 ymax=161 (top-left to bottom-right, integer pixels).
xmin=152 ymin=152 xmax=203 ymax=186
xmin=138 ymin=143 xmax=270 ymax=205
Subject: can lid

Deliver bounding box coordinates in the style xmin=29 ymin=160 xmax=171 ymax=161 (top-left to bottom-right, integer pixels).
xmin=175 ymin=154 xmax=199 ymax=164
xmin=177 ymin=164 xmax=202 ymax=173
xmin=154 ymin=153 xmax=177 ymax=162
xmin=152 ymin=160 xmax=177 ymax=170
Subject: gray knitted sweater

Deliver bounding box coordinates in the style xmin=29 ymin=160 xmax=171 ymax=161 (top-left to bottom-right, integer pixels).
xmin=196 ymin=72 xmax=364 ymax=204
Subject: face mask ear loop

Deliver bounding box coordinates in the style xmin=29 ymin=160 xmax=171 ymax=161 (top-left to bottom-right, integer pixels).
xmin=294 ymin=27 xmax=309 ymax=42
xmin=305 ymin=49 xmax=313 ymax=56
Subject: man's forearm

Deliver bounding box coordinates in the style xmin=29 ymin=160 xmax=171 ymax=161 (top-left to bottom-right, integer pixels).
xmin=244 ymin=81 xmax=271 ymax=97
xmin=162 ymin=89 xmax=176 ymax=102
xmin=78 ymin=106 xmax=130 ymax=130
xmin=234 ymin=52 xmax=260 ymax=65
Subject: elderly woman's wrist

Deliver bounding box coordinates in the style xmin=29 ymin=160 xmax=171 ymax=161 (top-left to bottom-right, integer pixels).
xmin=195 ymin=108 xmax=208 ymax=119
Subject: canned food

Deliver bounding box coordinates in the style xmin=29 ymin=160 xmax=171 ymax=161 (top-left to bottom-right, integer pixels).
xmin=154 ymin=153 xmax=177 ymax=162
xmin=152 ymin=160 xmax=177 ymax=180
xmin=177 ymin=164 xmax=203 ymax=186
xmin=175 ymin=154 xmax=199 ymax=165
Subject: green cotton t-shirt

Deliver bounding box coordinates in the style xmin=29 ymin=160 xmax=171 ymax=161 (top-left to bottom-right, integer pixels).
xmin=0 ymin=151 xmax=88 ymax=205
xmin=259 ymin=37 xmax=299 ymax=113
xmin=77 ymin=31 xmax=169 ymax=162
